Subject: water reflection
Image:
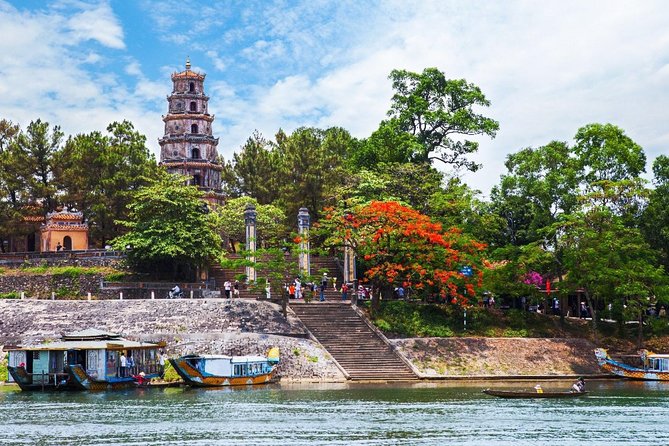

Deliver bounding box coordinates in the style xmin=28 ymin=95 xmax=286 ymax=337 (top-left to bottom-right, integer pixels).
xmin=0 ymin=380 xmax=668 ymax=445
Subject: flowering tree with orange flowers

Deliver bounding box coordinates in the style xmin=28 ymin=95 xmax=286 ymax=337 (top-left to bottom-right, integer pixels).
xmin=318 ymin=200 xmax=487 ymax=311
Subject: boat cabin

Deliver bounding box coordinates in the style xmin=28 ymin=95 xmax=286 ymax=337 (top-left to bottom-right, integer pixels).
xmin=183 ymin=354 xmax=274 ymax=378
xmin=646 ymin=354 xmax=669 ymax=372
xmin=7 ymin=329 xmax=162 ymax=386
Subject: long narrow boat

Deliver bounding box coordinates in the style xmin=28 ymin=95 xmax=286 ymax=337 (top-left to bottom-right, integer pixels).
xmin=595 ymin=348 xmax=669 ymax=381
xmin=169 ymin=347 xmax=279 ymax=387
xmin=483 ymin=389 xmax=588 ymax=399
xmin=7 ymin=328 xmax=164 ymax=391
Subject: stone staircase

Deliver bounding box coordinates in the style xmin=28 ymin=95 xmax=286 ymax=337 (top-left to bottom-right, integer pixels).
xmin=290 ymin=302 xmax=418 ymax=381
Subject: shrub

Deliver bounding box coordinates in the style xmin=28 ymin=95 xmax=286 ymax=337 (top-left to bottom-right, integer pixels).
xmin=0 ymin=292 xmax=19 ymax=299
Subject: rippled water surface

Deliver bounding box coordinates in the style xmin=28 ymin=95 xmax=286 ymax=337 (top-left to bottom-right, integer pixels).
xmin=1 ymin=380 xmax=668 ymax=445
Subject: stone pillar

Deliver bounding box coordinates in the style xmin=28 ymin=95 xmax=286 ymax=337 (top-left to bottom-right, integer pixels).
xmin=297 ymin=207 xmax=310 ymax=277
xmin=244 ymin=204 xmax=257 ymax=283
xmin=343 ymin=210 xmax=356 ymax=285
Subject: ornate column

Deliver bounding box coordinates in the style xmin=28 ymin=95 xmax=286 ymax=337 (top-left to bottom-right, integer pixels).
xmin=244 ymin=204 xmax=257 ymax=283
xmin=297 ymin=207 xmax=311 ymax=277
xmin=343 ymin=210 xmax=356 ymax=285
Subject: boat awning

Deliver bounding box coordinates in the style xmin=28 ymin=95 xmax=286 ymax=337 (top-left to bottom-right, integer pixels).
xmin=8 ymin=339 xmax=160 ymax=351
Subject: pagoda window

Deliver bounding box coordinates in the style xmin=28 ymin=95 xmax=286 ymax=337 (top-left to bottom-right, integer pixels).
xmin=192 ymin=174 xmax=202 ymax=186
xmin=191 ymin=148 xmax=200 ymax=159
xmin=190 ymin=101 xmax=197 ymax=112
xmin=63 ymin=236 xmax=72 ymax=250
xmin=191 ymin=124 xmax=198 ymax=134
xmin=189 ymin=82 xmax=195 ymax=92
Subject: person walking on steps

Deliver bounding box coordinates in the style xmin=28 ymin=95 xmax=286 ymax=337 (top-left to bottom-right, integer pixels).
xmin=320 ymin=273 xmax=328 ymax=301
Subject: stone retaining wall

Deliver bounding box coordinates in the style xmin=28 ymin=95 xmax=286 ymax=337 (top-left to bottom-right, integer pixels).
xmin=393 ymin=337 xmax=600 ymax=377
xmin=0 ymin=274 xmax=102 ymax=299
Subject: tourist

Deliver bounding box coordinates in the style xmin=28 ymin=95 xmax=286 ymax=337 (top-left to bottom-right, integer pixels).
xmin=159 ymin=350 xmax=166 ymax=378
xmin=289 ymin=283 xmax=295 ymax=299
xmin=320 ymin=274 xmax=328 ymax=301
xmin=580 ymin=302 xmax=588 ymax=319
xmin=659 ymin=306 xmax=667 ymax=318
xmin=56 ymin=242 xmax=62 ymax=252
xmin=126 ymin=352 xmax=135 ymax=375
xmin=120 ymin=352 xmax=127 ymax=377
xmin=224 ymin=280 xmax=232 ymax=299
xmin=331 ymin=275 xmax=337 ymax=290
xmin=295 ymin=278 xmax=302 ymax=299
xmin=534 ymin=384 xmax=543 ymax=394
xmin=169 ymin=284 xmax=181 ymax=299
xmin=489 ymin=295 xmax=495 ymax=308
xmin=397 ymin=286 xmax=405 ymax=300
xmin=341 ymin=282 xmax=349 ymax=301
xmin=571 ymin=377 xmax=585 ymax=393
xmin=233 ymin=280 xmax=240 ymax=298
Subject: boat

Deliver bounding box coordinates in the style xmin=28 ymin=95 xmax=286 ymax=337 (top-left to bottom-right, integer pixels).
xmin=7 ymin=329 xmax=164 ymax=391
xmin=595 ymin=348 xmax=669 ymax=381
xmin=169 ymin=347 xmax=280 ymax=387
xmin=482 ymin=389 xmax=588 ymax=398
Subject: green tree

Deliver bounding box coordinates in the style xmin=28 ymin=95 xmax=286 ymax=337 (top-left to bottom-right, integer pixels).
xmin=0 ymin=119 xmax=21 ymax=251
xmin=217 ymin=197 xmax=288 ymax=252
xmin=275 ymin=127 xmax=353 ymax=219
xmin=112 ymin=173 xmax=223 ymax=279
xmin=222 ymin=131 xmax=278 ymax=204
xmin=7 ymin=119 xmax=63 ymax=213
xmin=383 ymin=68 xmax=499 ymax=171
xmin=642 ymin=155 xmax=669 ymax=270
xmin=55 ymin=121 xmax=160 ymax=244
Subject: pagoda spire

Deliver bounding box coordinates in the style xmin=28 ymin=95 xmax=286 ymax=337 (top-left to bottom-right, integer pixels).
xmin=185 ymin=56 xmax=191 ymax=70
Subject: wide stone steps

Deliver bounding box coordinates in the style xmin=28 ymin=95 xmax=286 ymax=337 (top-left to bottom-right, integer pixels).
xmin=291 ymin=302 xmax=417 ymax=381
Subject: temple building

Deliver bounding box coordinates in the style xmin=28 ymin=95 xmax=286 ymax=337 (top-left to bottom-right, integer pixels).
xmin=159 ymin=58 xmax=224 ymax=204
xmin=40 ymin=207 xmax=89 ymax=252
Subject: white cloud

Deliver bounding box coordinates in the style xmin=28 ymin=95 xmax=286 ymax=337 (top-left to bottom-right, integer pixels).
xmin=67 ymin=1 xmax=125 ymax=49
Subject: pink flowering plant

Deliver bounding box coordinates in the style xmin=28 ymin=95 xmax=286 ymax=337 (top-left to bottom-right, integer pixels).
xmin=522 ymin=271 xmax=544 ymax=288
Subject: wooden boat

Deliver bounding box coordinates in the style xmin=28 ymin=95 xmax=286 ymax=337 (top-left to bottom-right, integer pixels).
xmin=7 ymin=328 xmax=164 ymax=391
xmin=595 ymin=348 xmax=669 ymax=381
xmin=169 ymin=347 xmax=279 ymax=387
xmin=482 ymin=389 xmax=588 ymax=399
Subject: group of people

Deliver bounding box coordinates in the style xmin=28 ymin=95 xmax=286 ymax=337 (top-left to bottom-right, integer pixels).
xmin=118 ymin=350 xmax=166 ymax=379
xmin=223 ymin=280 xmax=240 ymax=298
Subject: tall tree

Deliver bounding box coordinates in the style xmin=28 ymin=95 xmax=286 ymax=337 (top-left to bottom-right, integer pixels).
xmin=55 ymin=121 xmax=159 ymax=244
xmin=223 ymin=131 xmax=278 ymax=204
xmin=8 ymin=119 xmax=63 ymax=213
xmin=217 ymin=196 xmax=288 ymax=252
xmin=384 ymin=67 xmax=499 ymax=171
xmin=642 ymin=155 xmax=669 ymax=269
xmin=0 ymin=119 xmax=21 ymax=251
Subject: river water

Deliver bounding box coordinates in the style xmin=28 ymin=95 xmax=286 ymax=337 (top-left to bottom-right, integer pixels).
xmin=1 ymin=380 xmax=668 ymax=445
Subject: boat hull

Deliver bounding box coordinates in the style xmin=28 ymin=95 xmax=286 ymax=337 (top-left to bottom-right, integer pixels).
xmin=595 ymin=348 xmax=669 ymax=381
xmin=483 ymin=389 xmax=588 ymax=399
xmin=169 ymin=358 xmax=278 ymax=387
xmin=7 ymin=366 xmax=74 ymax=391
xmin=67 ymin=364 xmax=159 ymax=391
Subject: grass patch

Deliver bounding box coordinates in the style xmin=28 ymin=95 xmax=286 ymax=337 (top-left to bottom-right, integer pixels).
xmin=8 ymin=265 xmax=124 ymax=277
xmin=307 ymin=355 xmax=319 ymax=363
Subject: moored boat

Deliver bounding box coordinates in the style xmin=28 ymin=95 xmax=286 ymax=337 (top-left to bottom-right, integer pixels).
xmin=595 ymin=348 xmax=669 ymax=381
xmin=169 ymin=347 xmax=280 ymax=387
xmin=482 ymin=389 xmax=588 ymax=398
xmin=7 ymin=328 xmax=164 ymax=391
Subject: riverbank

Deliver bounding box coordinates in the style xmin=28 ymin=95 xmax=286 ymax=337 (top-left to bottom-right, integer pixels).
xmin=0 ymin=299 xmax=606 ymax=381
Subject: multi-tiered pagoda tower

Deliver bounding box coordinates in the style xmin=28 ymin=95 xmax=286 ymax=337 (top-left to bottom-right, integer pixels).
xmin=159 ymin=58 xmax=223 ymax=204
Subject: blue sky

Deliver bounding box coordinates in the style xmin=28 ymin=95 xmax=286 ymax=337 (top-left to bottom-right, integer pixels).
xmin=1 ymin=0 xmax=669 ymax=195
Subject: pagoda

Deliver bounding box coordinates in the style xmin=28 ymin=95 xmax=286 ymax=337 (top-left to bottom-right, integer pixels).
xmin=159 ymin=58 xmax=223 ymax=204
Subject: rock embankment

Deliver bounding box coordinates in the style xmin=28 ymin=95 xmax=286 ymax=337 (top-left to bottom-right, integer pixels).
xmin=0 ymin=299 xmax=345 ymax=382
xmin=393 ymin=337 xmax=601 ymax=377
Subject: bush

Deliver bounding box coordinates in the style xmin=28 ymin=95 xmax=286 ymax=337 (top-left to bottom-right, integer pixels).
xmin=0 ymin=292 xmax=19 ymax=299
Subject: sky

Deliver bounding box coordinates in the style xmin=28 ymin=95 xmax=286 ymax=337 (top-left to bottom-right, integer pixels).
xmin=1 ymin=0 xmax=668 ymax=196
